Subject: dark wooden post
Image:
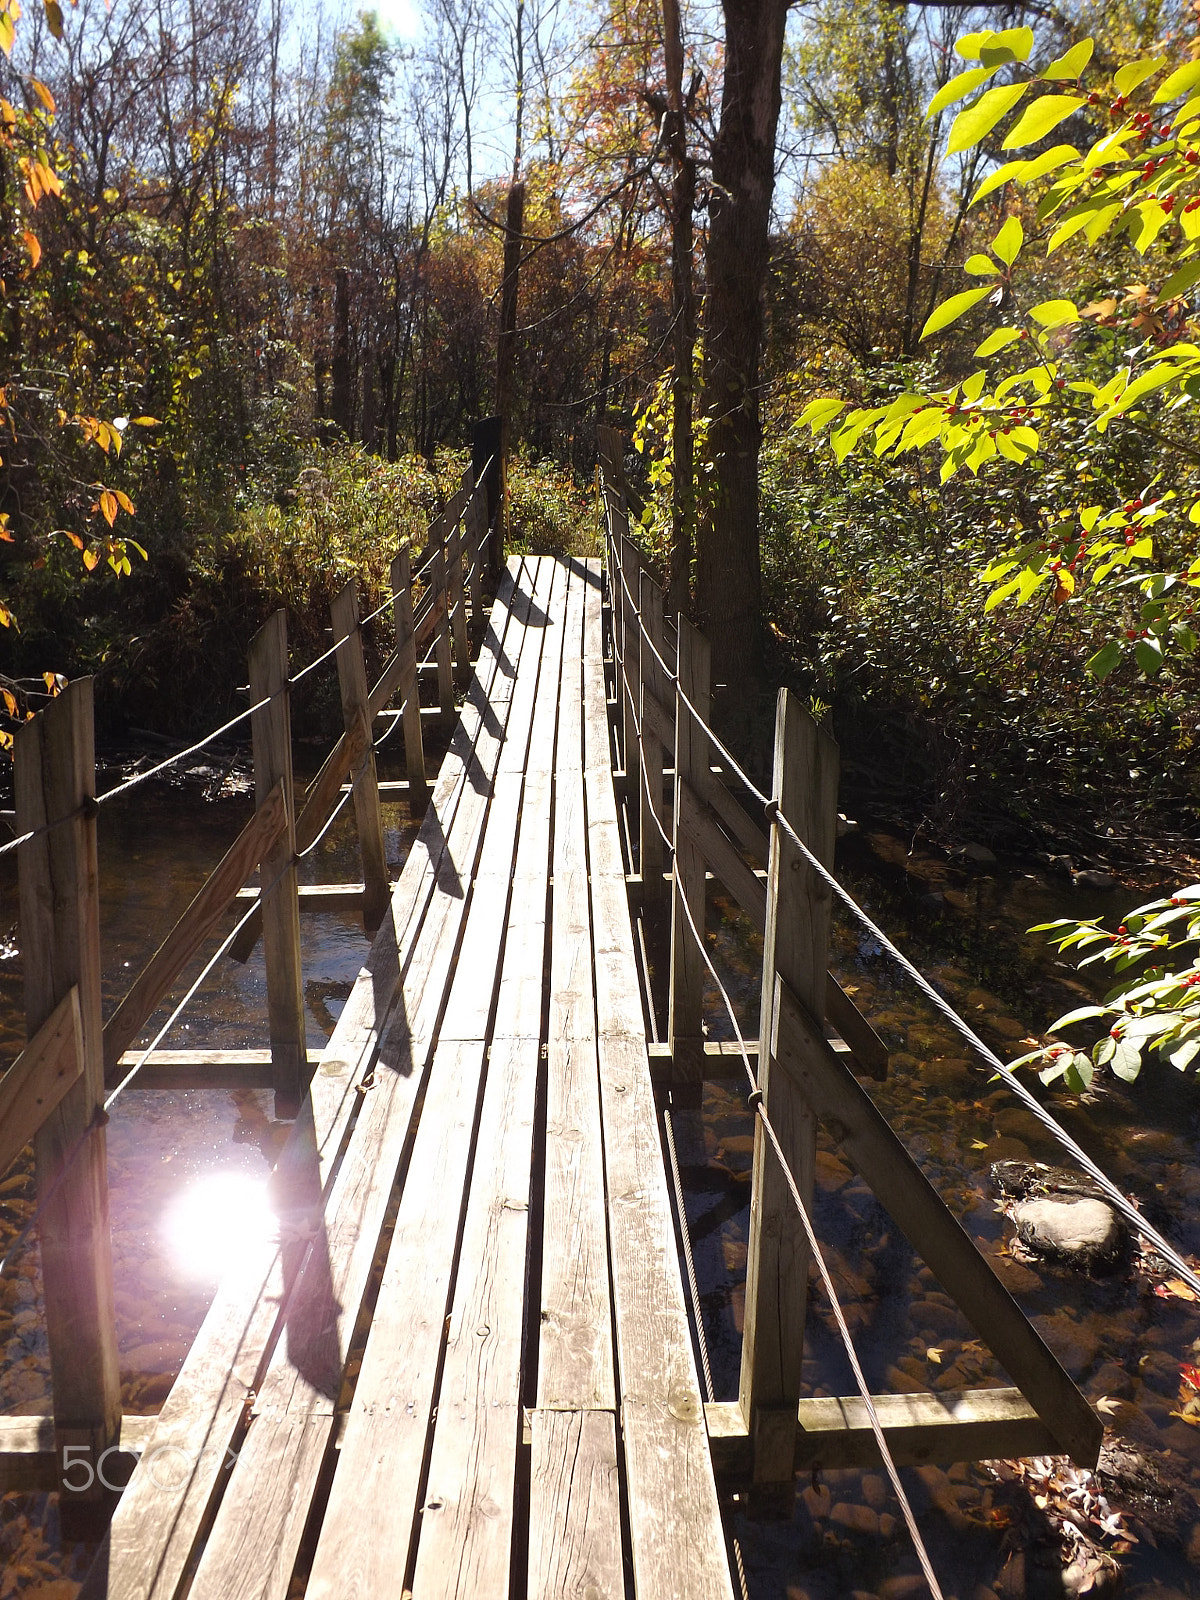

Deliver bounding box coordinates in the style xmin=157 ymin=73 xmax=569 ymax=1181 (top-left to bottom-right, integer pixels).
xmin=391 ymin=548 xmax=428 ymax=805
xmin=427 ymin=518 xmax=456 ymax=724
xmin=739 ymin=688 xmax=838 ymax=1504
xmin=15 ymin=679 xmax=121 ymax=1501
xmin=639 ymin=570 xmax=666 ymax=906
xmin=618 ymin=532 xmax=641 ymax=833
xmin=248 ymin=612 xmax=307 ymax=1119
xmin=471 ymin=417 xmax=503 ymax=587
xmin=668 ymin=614 xmax=710 ymax=1098
xmin=331 ymin=579 xmax=390 ymax=933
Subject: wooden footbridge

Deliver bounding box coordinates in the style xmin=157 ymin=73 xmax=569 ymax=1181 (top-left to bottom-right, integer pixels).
xmin=0 ymin=448 xmax=1103 ymax=1599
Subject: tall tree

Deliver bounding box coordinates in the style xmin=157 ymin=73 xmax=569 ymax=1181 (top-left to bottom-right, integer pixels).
xmin=696 ymin=0 xmax=790 ymax=701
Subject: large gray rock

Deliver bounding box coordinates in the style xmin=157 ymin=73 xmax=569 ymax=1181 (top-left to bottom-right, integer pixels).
xmin=1012 ymin=1196 xmax=1126 ymax=1271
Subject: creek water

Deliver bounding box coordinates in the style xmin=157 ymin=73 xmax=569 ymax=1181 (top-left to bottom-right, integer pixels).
xmin=0 ymin=765 xmax=1198 ymax=1599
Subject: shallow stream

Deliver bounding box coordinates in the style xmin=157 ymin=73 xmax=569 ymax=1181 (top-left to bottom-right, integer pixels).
xmin=0 ymin=768 xmax=1198 ymax=1599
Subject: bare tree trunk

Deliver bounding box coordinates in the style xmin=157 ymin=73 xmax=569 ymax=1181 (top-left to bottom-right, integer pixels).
xmin=495 ymin=180 xmax=525 ymax=553
xmin=663 ymin=0 xmax=695 ymax=620
xmin=331 ymin=267 xmax=353 ymax=438
xmin=361 ymin=338 xmax=378 ymax=450
xmin=696 ymin=0 xmax=789 ymax=702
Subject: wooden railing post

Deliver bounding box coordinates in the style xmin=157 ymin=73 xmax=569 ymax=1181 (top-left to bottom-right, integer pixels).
xmin=639 ymin=569 xmax=665 ymax=905
xmin=14 ymin=678 xmax=121 ymax=1503
xmin=331 ymin=579 xmax=390 ymax=934
xmin=618 ymin=532 xmax=641 ymax=833
xmin=428 ymin=519 xmax=456 ymax=723
xmin=446 ymin=510 xmax=470 ymax=689
xmin=248 ymin=611 xmax=307 ymax=1119
xmin=461 ymin=470 xmax=485 ymax=643
xmin=739 ymin=688 xmax=839 ymax=1505
xmin=390 ymin=547 xmax=429 ymax=805
xmin=668 ymin=614 xmax=709 ymax=1098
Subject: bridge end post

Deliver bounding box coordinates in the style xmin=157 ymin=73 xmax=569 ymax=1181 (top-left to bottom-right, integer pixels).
xmin=667 ymin=614 xmax=710 ymax=1102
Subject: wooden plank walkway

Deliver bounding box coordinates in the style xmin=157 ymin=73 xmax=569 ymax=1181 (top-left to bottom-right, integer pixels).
xmin=83 ymin=555 xmax=734 ymax=1600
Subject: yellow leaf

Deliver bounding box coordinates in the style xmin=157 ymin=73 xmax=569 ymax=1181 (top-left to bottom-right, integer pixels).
xmin=29 ymin=76 xmax=54 ymax=115
xmin=2 ymin=689 xmax=16 ymax=715
xmin=114 ymin=489 xmax=133 ymax=514
xmin=42 ymin=0 xmax=63 ymax=39
xmin=21 ymin=229 xmax=39 ymax=268
xmin=926 ymin=1346 xmax=944 ymax=1364
xmin=98 ymin=490 xmax=117 ymax=527
xmin=41 ymin=671 xmax=63 ymax=695
xmin=971 ymin=1139 xmax=989 ymax=1150
xmin=82 ymin=545 xmax=100 ymax=571
xmin=132 ymin=416 xmax=162 ymax=426
xmin=0 ymin=601 xmax=12 ymax=627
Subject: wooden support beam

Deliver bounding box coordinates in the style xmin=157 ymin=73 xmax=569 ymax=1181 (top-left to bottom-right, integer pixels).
xmin=248 ymin=612 xmax=307 ymax=1119
xmin=638 ymin=569 xmax=665 ymax=906
xmin=676 ymin=774 xmax=765 ymax=934
xmin=103 ymin=783 xmax=288 ymax=1081
xmin=740 ymin=691 xmax=838 ymax=1497
xmin=0 ymin=1413 xmax=158 ymax=1494
xmin=705 ymin=1387 xmax=1059 ymax=1481
xmin=618 ymin=534 xmax=640 ymax=830
xmin=0 ymin=987 xmax=83 ymax=1175
xmin=772 ymin=973 xmax=1102 ymax=1468
xmin=825 ymin=972 xmax=889 ymax=1081
xmin=668 ymin=614 xmax=709 ymax=1096
xmin=331 ymin=579 xmax=390 ymax=933
xmin=446 ymin=515 xmax=471 ymax=688
xmin=114 ymin=1047 xmax=323 ymax=1091
xmin=463 ymin=473 xmax=485 ymax=638
xmin=15 ymin=678 xmax=122 ymax=1502
xmin=235 ymin=883 xmax=364 ymax=913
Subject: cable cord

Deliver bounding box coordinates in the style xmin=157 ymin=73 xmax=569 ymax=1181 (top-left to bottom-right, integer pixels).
xmin=616 ymin=649 xmax=944 ymax=1600
xmin=603 ymin=532 xmax=1200 ymax=1299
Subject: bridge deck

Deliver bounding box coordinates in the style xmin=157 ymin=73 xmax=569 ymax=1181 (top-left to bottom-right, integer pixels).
xmin=85 ymin=556 xmax=734 ymax=1600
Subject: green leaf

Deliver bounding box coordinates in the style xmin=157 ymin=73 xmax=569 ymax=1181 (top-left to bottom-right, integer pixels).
xmin=1135 ymin=635 xmax=1165 ymax=674
xmin=1028 ymin=298 xmax=1079 ymax=327
xmin=1110 ymin=1036 xmax=1143 ymax=1081
xmin=985 ymin=26 xmax=1034 ymax=63
xmin=1163 ymin=258 xmax=1200 ymax=298
xmin=1002 ymin=94 xmax=1086 ymax=148
xmin=927 ymin=66 xmax=999 ymax=120
xmin=1052 ymin=1004 xmax=1107 ymax=1028
xmin=1164 ymin=1037 xmax=1200 ymax=1070
xmin=991 ymin=215 xmax=1024 ymax=265
xmin=920 ymin=286 xmax=992 ymax=339
xmin=947 ymin=83 xmax=1028 ymax=155
xmin=797 ymin=397 xmax=846 ymax=433
xmin=1114 ymin=58 xmax=1164 ymax=96
xmin=1086 ymin=638 xmax=1122 ymax=679
xmin=1042 ymin=40 xmax=1094 ymax=81
xmin=1153 ymin=60 xmax=1200 ymax=103
xmin=975 ymin=326 xmax=1023 ymax=356
xmin=972 ymin=160 xmax=1028 ymax=205
xmin=965 ymin=253 xmax=1001 ymax=275
xmin=1023 ymin=143 xmax=1082 ymax=181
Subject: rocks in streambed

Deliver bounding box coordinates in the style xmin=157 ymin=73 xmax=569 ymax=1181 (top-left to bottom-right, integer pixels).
xmin=1013 ymin=1197 xmax=1126 ymax=1270
xmin=991 ymin=1161 xmax=1128 ymax=1273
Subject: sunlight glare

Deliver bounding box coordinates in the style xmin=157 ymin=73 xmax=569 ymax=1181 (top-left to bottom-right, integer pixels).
xmin=161 ymin=1171 xmax=275 ymax=1284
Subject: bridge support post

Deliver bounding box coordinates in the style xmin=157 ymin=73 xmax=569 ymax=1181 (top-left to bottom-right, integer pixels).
xmin=461 ymin=469 xmax=485 ymax=644
xmin=331 ymin=578 xmax=390 ymax=934
xmin=15 ymin=678 xmax=122 ymax=1516
xmin=739 ymin=688 xmax=838 ymax=1511
xmin=618 ymin=532 xmax=641 ymax=851
xmin=391 ymin=547 xmax=429 ymax=806
xmin=428 ymin=517 xmax=456 ymax=724
xmin=446 ymin=508 xmax=470 ymax=690
xmin=667 ymin=614 xmax=709 ymax=1100
xmin=248 ymin=611 xmax=307 ymax=1119
xmin=638 ymin=570 xmax=665 ymax=906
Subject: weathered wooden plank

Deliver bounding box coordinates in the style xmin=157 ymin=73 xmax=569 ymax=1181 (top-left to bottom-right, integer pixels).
xmin=428 ymin=519 xmax=456 ymax=722
xmin=540 ymin=560 xmax=615 ymax=1412
xmin=114 ymin=1048 xmax=322 ymax=1091
xmin=706 ymin=1387 xmax=1059 ymax=1478
xmin=0 ymin=987 xmax=83 ymax=1175
xmin=825 ymin=972 xmax=889 ymax=1081
xmin=741 ymin=692 xmax=838 ymax=1489
xmin=331 ymin=579 xmax=390 ymax=932
xmin=82 ymin=565 xmax=532 ymax=1600
xmin=15 ymin=678 xmax=122 ymax=1488
xmin=410 ymin=1032 xmax=542 ymax=1600
xmin=104 ymin=783 xmax=288 ymax=1080
xmin=637 ymin=569 xmax=666 ymax=904
xmin=183 ymin=565 xmax=551 ymax=1600
xmin=702 ymin=764 xmax=770 ymax=868
xmin=447 ymin=516 xmax=471 ymax=687
xmin=676 ymin=774 xmax=766 ymax=934
xmin=772 ymin=974 xmax=1102 ymax=1468
xmin=583 ymin=608 xmax=734 ymax=1600
xmin=235 ymin=883 xmax=364 ymax=913
xmin=528 ymin=1410 xmax=623 ymax=1600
